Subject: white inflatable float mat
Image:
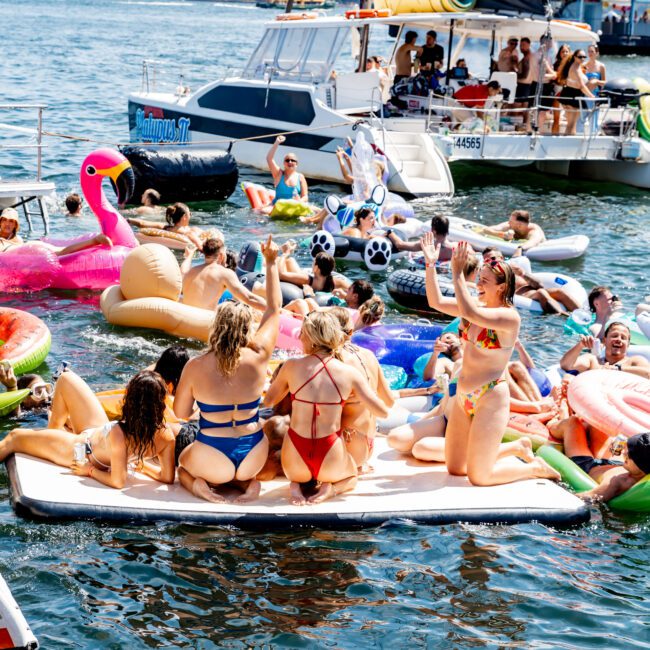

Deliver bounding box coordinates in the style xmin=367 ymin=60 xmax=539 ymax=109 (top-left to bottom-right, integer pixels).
xmin=448 ymin=216 xmax=589 ymax=262
xmin=7 ymin=439 xmax=589 ymax=528
xmin=0 ymin=574 xmax=38 ymax=650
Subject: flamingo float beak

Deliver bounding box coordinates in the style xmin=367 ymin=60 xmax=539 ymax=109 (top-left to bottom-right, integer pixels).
xmin=97 ymin=159 xmax=135 ymax=205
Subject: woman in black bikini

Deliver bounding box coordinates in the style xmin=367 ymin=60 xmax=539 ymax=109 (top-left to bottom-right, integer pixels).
xmin=557 ymin=49 xmax=594 ymax=135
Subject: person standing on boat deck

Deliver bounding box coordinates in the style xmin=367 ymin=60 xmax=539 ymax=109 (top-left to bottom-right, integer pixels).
xmin=419 ymin=232 xmax=560 ymax=485
xmin=173 ymin=235 xmax=281 ymax=504
xmin=264 ymin=311 xmax=389 ymax=505
xmin=479 ymin=209 xmax=545 ymax=251
xmin=265 ymin=135 xmax=308 ymax=215
xmin=557 ymin=49 xmax=594 ymax=136
xmin=497 ymin=37 xmax=520 ymax=74
xmin=417 ymin=30 xmax=445 ymax=74
xmin=552 ymin=44 xmax=572 ymax=135
xmin=180 ymin=237 xmax=267 ymax=312
xmin=394 ymin=31 xmax=422 ymax=83
xmin=529 ymin=34 xmax=557 ymax=132
xmin=515 ymin=38 xmax=533 ymax=122
xmin=582 ymin=44 xmax=606 ymax=133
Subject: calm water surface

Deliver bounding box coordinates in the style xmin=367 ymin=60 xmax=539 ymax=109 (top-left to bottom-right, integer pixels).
xmin=1 ymin=1 xmax=649 ymax=647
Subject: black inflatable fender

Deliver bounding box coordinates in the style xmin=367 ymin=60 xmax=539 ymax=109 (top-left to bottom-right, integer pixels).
xmin=237 ymin=241 xmax=262 ymax=275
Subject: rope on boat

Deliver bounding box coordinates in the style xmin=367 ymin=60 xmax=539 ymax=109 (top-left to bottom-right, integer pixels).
xmin=40 ymin=120 xmax=360 ymax=148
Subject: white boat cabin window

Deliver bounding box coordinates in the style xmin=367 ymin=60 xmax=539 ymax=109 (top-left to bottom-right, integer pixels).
xmin=244 ymin=26 xmax=349 ymax=83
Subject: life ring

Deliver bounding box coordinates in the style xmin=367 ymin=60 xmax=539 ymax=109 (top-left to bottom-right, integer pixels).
xmin=344 ymin=8 xmax=392 ymax=18
xmin=242 ymin=181 xmax=274 ymax=210
xmin=275 ymin=11 xmax=318 ymax=20
xmin=568 ymin=369 xmax=650 ymax=438
xmin=135 ymin=227 xmax=192 ymax=250
xmin=0 ymin=308 xmax=51 ymax=375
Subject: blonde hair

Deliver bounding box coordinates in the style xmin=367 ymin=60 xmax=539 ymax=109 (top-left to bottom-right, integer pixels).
xmin=208 ymin=301 xmax=254 ymax=376
xmin=359 ymin=296 xmax=385 ymax=327
xmin=301 ymin=311 xmax=344 ymax=359
xmin=329 ymin=306 xmax=353 ymax=336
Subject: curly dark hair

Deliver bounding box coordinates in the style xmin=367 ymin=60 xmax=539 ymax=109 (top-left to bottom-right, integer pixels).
xmin=120 ymin=370 xmax=167 ymax=464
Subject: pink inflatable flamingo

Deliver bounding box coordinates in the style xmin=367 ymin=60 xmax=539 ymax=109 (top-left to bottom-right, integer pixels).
xmin=0 ymin=148 xmax=138 ymax=292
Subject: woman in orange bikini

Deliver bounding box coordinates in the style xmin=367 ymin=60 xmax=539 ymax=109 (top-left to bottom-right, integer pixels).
xmin=264 ymin=311 xmax=389 ymax=505
xmin=420 ymin=232 xmax=559 ymax=485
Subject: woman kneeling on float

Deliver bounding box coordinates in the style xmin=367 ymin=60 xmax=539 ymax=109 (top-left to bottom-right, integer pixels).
xmin=0 ymin=369 xmax=175 ymax=488
xmin=420 ymin=232 xmax=559 ymax=485
xmin=173 ymin=235 xmax=281 ymax=503
xmin=264 ymin=311 xmax=389 ymax=505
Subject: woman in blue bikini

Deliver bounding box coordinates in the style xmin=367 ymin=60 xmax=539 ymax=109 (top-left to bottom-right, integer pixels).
xmin=420 ymin=232 xmax=559 ymax=485
xmin=173 ymin=235 xmax=281 ymax=503
xmin=263 ymin=135 xmax=309 ymax=215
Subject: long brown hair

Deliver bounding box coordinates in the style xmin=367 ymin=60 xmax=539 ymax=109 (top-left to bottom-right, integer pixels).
xmin=208 ymin=301 xmax=254 ymax=376
xmin=486 ymin=260 xmax=516 ymax=306
xmin=120 ymin=370 xmax=167 ymax=464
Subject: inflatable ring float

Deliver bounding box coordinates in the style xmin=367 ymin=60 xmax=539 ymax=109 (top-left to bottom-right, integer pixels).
xmin=0 ymin=389 xmax=31 ymax=417
xmin=0 ymin=308 xmax=51 ymax=375
xmin=135 ymin=227 xmax=192 ymax=251
xmin=568 ymin=369 xmax=650 ymax=439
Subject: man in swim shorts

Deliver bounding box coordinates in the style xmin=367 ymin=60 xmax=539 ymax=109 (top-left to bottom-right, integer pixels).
xmin=574 ymin=432 xmax=650 ymax=504
xmin=181 ymin=238 xmax=267 ymax=312
xmin=480 ymin=210 xmax=546 ymax=252
xmin=560 ymin=322 xmax=650 ymax=378
xmin=385 ymin=214 xmax=457 ymax=261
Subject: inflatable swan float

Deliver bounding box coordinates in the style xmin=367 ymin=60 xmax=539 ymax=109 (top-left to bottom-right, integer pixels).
xmin=0 ymin=148 xmax=137 ymax=292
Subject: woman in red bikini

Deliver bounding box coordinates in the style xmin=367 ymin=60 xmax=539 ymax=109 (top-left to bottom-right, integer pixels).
xmin=264 ymin=311 xmax=389 ymax=505
xmin=420 ymin=232 xmax=560 ymax=485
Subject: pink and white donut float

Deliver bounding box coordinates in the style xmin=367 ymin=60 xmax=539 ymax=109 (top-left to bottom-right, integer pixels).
xmin=568 ymin=369 xmax=650 ymax=438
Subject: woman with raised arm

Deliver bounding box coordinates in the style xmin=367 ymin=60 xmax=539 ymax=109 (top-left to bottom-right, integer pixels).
xmin=264 ymin=311 xmax=389 ymax=505
xmin=263 ymin=135 xmax=308 ymax=215
xmin=419 ymin=231 xmax=559 ymax=485
xmin=173 ymin=234 xmax=281 ymax=504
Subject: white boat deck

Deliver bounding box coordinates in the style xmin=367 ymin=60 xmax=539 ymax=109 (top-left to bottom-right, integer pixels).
xmin=0 ymin=180 xmax=55 ymax=198
xmin=7 ymin=437 xmax=589 ymax=529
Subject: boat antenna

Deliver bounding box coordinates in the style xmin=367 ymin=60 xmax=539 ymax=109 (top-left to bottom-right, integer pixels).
xmin=284 ymin=0 xmax=294 ymax=13
xmin=531 ymin=1 xmax=554 ymax=133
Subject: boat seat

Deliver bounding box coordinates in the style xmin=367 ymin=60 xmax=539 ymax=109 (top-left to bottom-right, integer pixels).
xmin=489 ymin=71 xmax=517 ymax=103
xmin=334 ymin=70 xmax=383 ymax=112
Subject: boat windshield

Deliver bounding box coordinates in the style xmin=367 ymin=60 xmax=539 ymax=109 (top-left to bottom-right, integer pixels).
xmin=243 ymin=25 xmax=349 ymax=82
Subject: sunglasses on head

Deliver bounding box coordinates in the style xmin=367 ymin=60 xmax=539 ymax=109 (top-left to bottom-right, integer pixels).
xmin=284 ymin=158 xmax=298 ymax=164
xmin=487 ymin=259 xmax=506 ymax=274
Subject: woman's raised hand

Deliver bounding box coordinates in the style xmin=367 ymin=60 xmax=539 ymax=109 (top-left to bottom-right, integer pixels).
xmin=276 ymin=135 xmax=286 ymax=145
xmin=261 ymin=234 xmax=279 ymax=263
xmin=420 ymin=231 xmax=440 ymax=266
xmin=451 ymin=241 xmax=471 ymax=276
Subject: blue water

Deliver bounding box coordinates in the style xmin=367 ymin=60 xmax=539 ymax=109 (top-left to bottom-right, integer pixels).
xmin=1 ymin=0 xmax=650 ymax=647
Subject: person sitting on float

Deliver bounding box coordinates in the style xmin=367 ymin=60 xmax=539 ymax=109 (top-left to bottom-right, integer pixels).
xmin=386 ymin=214 xmax=457 ymax=261
xmin=181 ymin=237 xmax=267 ymax=312
xmin=341 ymin=206 xmax=384 ymax=239
xmin=264 ymin=311 xmax=389 ymax=505
xmin=0 ymin=362 xmax=53 ymax=415
xmin=128 ymin=202 xmax=206 ymax=250
xmin=422 ymin=332 xmax=463 ymax=381
xmin=173 ymin=235 xmax=281 ymax=504
xmin=0 ymin=207 xmax=112 ymax=256
xmin=420 ymin=232 xmax=560 ymax=484
xmin=560 ymin=322 xmax=650 ymax=378
xmin=330 ymin=307 xmax=395 ymax=472
xmin=263 ymin=135 xmax=308 ymax=216
xmin=586 ymin=285 xmax=625 ymax=341
xmin=0 ymin=368 xmax=176 ymax=488
xmin=278 ymin=240 xmax=349 ymax=294
xmin=479 ymin=209 xmax=546 ymax=252
xmin=484 ymin=247 xmax=580 ymax=315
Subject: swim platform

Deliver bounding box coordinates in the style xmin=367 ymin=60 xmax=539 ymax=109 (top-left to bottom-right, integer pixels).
xmin=6 ymin=438 xmax=589 ymax=529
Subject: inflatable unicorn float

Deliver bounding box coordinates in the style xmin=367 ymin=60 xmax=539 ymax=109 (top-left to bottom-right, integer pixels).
xmin=0 ymin=148 xmax=137 ymax=292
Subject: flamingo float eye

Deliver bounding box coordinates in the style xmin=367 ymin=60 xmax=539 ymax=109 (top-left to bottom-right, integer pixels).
xmin=86 ymin=165 xmax=97 ymax=176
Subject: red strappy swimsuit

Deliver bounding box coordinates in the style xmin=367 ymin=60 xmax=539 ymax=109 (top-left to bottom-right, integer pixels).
xmin=288 ymin=355 xmax=345 ymax=480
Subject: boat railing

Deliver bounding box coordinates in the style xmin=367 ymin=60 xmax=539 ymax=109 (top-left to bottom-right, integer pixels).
xmin=139 ymin=59 xmax=241 ymax=95
xmin=0 ymin=104 xmax=46 ymax=182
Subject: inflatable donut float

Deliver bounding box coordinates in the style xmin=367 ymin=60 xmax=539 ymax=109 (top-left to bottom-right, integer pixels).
xmin=0 ymin=308 xmax=51 ymax=374
xmin=568 ymin=369 xmax=650 ymax=439
xmin=100 ymin=243 xmax=306 ymax=350
xmin=241 ymin=181 xmax=314 ymax=219
xmin=135 ymin=227 xmax=193 ymax=251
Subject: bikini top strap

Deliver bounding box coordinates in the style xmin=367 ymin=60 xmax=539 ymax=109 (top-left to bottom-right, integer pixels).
xmin=291 ymin=355 xmax=345 ymax=406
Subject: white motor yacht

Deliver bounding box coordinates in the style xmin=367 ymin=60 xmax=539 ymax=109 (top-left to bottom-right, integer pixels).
xmin=127 ymin=11 xmax=650 ymax=195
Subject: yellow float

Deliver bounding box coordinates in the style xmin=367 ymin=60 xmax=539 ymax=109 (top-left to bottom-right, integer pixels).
xmin=372 ymin=0 xmax=475 ymax=13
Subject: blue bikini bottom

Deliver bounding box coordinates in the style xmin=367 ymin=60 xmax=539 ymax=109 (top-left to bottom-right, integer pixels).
xmin=196 ymin=430 xmax=264 ymax=469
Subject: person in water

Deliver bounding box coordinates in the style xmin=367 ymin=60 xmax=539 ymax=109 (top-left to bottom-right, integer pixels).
xmin=0 ymin=369 xmax=176 ymax=488
xmin=560 ymin=322 xmax=650 ymax=378
xmin=173 ymin=235 xmax=281 ymax=504
xmin=65 ymin=193 xmax=83 ymax=217
xmin=420 ymin=232 xmax=560 ymax=484
xmin=0 ymin=362 xmax=53 ymax=414
xmin=135 ymin=188 xmax=162 ymax=216
xmin=264 ymin=135 xmax=308 ymax=215
xmin=330 ymin=307 xmax=395 ymax=471
xmin=479 ymin=210 xmax=545 ymax=252
xmin=264 ymin=311 xmax=389 ymax=505
xmin=128 ymin=202 xmax=206 ymax=249
xmin=181 ymin=237 xmax=267 ymax=312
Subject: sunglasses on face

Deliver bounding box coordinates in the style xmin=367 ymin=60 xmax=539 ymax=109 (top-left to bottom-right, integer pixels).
xmin=284 ymin=158 xmax=298 ymax=164
xmin=576 ymin=55 xmax=587 ymax=59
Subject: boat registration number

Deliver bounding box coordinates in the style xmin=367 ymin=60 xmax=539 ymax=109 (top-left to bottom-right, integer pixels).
xmin=453 ymin=136 xmax=482 ymax=150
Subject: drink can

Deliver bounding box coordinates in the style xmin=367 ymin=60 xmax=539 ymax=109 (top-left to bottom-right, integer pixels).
xmin=73 ymin=442 xmax=87 ymax=464
xmin=610 ymin=434 xmax=627 ymax=456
